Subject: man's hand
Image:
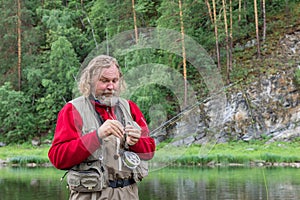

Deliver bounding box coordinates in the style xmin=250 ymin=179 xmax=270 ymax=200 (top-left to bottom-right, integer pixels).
xmin=97 ymin=120 xmax=125 ymax=139
xmin=125 ymin=124 xmax=141 ymax=146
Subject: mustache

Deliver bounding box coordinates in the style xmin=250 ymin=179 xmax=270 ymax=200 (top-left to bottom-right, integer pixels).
xmin=94 ymin=90 xmax=119 ymax=107
xmin=99 ymin=96 xmax=119 ymax=107
xmin=103 ymin=89 xmax=116 ymax=94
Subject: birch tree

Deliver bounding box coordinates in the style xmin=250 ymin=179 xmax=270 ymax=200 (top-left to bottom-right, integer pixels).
xmin=178 ymin=0 xmax=187 ymax=107
xmin=205 ymin=0 xmax=213 ymax=23
xmin=222 ymin=0 xmax=230 ymax=83
xmin=229 ymin=0 xmax=233 ymax=72
xmin=262 ymin=0 xmax=266 ymax=41
xmin=17 ymin=0 xmax=22 ymax=90
xmin=212 ymin=0 xmax=221 ymax=69
xmin=254 ymin=0 xmax=261 ymax=58
xmin=131 ymin=0 xmax=138 ymax=44
xmin=238 ymin=0 xmax=242 ymax=23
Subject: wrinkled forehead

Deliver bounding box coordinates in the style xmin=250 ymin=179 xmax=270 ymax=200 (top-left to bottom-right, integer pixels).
xmin=97 ymin=64 xmax=120 ymax=79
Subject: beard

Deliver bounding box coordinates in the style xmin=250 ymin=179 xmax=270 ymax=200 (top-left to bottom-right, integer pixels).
xmin=95 ymin=90 xmax=119 ymax=107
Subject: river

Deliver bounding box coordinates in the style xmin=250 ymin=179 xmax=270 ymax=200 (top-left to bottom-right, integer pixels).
xmin=0 ymin=166 xmax=299 ymax=200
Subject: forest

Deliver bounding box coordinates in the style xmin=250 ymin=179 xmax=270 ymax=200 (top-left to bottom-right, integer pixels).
xmin=0 ymin=0 xmax=299 ymax=144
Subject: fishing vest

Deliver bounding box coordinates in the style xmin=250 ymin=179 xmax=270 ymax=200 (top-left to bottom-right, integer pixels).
xmin=67 ymin=96 xmax=148 ymax=192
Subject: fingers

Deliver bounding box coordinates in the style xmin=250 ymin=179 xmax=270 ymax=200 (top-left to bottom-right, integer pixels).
xmin=126 ymin=131 xmax=141 ymax=139
xmin=126 ymin=135 xmax=139 ymax=146
xmin=125 ymin=124 xmax=141 ymax=145
xmin=109 ymin=120 xmax=125 ymax=138
xmin=97 ymin=121 xmax=141 ymax=146
xmin=125 ymin=125 xmax=141 ymax=138
xmin=98 ymin=120 xmax=125 ymax=139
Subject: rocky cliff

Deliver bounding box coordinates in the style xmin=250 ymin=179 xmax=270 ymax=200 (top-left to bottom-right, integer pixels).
xmin=155 ymin=28 xmax=300 ymax=146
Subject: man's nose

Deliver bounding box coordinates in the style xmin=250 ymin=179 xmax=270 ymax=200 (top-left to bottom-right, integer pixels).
xmin=107 ymin=82 xmax=114 ymax=89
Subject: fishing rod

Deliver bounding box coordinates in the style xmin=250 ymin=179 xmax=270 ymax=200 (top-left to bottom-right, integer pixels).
xmin=149 ymin=78 xmax=244 ymax=137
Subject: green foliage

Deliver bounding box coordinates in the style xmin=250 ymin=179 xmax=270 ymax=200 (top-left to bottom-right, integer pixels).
xmin=130 ymin=84 xmax=178 ymax=128
xmin=35 ymin=36 xmax=80 ymax=135
xmin=118 ymin=47 xmax=184 ymax=127
xmin=0 ymin=1 xmax=23 ymax=85
xmin=0 ymin=83 xmax=35 ymax=143
xmin=157 ymin=1 xmax=180 ymax=30
xmin=89 ymin=0 xmax=135 ymax=40
xmin=37 ymin=4 xmax=90 ymax=58
xmin=0 ymin=0 xmax=298 ymax=144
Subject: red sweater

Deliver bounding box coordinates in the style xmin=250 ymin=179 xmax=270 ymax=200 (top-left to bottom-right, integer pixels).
xmin=48 ymin=99 xmax=155 ymax=170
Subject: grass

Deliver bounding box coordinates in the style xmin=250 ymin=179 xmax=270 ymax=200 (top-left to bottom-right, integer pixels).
xmin=0 ymin=141 xmax=299 ymax=167
xmin=0 ymin=143 xmax=50 ymax=166
xmin=152 ymin=140 xmax=300 ymax=166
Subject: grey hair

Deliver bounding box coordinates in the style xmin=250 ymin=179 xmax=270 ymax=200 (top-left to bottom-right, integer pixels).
xmin=78 ymin=55 xmax=124 ymax=97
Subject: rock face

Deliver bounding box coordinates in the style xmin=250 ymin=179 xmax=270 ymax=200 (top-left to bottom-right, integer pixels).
xmin=153 ymin=30 xmax=300 ymax=146
xmin=280 ymin=30 xmax=300 ymax=57
xmin=221 ymin=70 xmax=299 ymax=143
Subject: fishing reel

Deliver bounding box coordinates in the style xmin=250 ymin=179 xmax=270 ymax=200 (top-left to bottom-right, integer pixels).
xmin=122 ymin=151 xmax=141 ymax=169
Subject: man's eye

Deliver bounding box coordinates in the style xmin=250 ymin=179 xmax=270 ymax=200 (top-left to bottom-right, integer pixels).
xmin=112 ymin=79 xmax=119 ymax=83
xmin=99 ymin=78 xmax=118 ymax=83
xmin=99 ymin=79 xmax=108 ymax=83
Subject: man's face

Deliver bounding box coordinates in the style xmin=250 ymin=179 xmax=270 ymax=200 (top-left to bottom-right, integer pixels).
xmin=93 ymin=64 xmax=120 ymax=106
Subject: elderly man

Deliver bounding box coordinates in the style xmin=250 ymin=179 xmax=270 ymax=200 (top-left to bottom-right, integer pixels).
xmin=48 ymin=55 xmax=156 ymax=200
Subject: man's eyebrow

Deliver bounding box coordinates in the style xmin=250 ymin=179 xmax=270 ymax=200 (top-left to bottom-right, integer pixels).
xmin=99 ymin=76 xmax=119 ymax=80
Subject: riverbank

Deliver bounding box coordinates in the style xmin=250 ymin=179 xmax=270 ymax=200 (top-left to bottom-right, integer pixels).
xmin=0 ymin=141 xmax=299 ymax=168
xmin=0 ymin=143 xmax=50 ymax=167
xmin=152 ymin=140 xmax=300 ymax=168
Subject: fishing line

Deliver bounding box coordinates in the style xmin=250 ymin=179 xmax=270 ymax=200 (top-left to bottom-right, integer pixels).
xmin=261 ymin=166 xmax=269 ymax=200
xmin=150 ymin=78 xmax=243 ymax=137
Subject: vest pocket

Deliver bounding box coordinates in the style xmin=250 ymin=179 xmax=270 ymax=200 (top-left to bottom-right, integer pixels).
xmin=67 ymin=169 xmax=104 ymax=192
xmin=133 ymin=160 xmax=149 ymax=182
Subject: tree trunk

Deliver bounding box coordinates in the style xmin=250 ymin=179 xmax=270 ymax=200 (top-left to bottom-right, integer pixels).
xmin=132 ymin=0 xmax=138 ymax=44
xmin=222 ymin=0 xmax=230 ymax=84
xmin=17 ymin=0 xmax=22 ymax=90
xmin=229 ymin=0 xmax=233 ymax=78
xmin=238 ymin=0 xmax=242 ymax=24
xmin=262 ymin=0 xmax=266 ymax=41
xmin=285 ymin=0 xmax=290 ymax=19
xmin=212 ymin=0 xmax=221 ymax=69
xmin=254 ymin=0 xmax=261 ymax=58
xmin=205 ymin=0 xmax=213 ymax=23
xmin=86 ymin=16 xmax=98 ymax=49
xmin=244 ymin=1 xmax=248 ymax=23
xmin=178 ymin=0 xmax=187 ymax=107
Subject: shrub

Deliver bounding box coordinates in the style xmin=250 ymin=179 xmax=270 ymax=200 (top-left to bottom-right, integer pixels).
xmin=0 ymin=82 xmax=36 ymax=144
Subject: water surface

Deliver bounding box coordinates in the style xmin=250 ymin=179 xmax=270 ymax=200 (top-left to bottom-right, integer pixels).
xmin=0 ymin=166 xmax=299 ymax=200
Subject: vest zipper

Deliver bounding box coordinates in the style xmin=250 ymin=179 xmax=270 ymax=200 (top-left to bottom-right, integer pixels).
xmin=106 ymin=106 xmax=123 ymax=171
xmin=106 ymin=107 xmax=117 ymax=120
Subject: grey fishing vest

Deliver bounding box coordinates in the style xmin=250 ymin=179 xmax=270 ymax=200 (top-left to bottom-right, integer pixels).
xmin=70 ymin=96 xmax=148 ymax=182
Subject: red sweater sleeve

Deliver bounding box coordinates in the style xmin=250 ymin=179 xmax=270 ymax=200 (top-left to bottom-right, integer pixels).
xmin=48 ymin=103 xmax=101 ymax=170
xmin=127 ymin=100 xmax=156 ymax=160
xmin=48 ymin=100 xmax=156 ymax=169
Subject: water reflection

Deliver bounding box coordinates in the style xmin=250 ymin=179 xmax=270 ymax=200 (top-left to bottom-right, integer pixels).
xmin=0 ymin=167 xmax=299 ymax=200
xmin=139 ymin=167 xmax=300 ymax=200
xmin=0 ymin=167 xmax=68 ymax=200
